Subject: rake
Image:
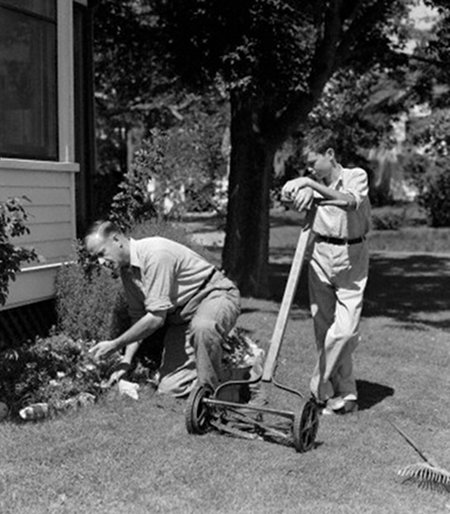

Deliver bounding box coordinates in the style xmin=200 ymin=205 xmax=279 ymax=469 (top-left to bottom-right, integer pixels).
xmin=389 ymin=420 xmax=450 ymax=491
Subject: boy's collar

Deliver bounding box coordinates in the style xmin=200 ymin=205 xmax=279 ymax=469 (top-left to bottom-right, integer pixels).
xmin=330 ymin=164 xmax=344 ymax=187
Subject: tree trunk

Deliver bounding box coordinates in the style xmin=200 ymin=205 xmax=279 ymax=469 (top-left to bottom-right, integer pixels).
xmin=222 ymin=98 xmax=276 ymax=298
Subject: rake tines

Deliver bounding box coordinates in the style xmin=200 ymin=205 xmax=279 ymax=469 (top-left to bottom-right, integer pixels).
xmin=390 ymin=420 xmax=450 ymax=492
xmin=398 ymin=462 xmax=450 ymax=491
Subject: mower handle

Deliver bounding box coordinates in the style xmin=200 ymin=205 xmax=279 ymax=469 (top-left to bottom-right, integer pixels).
xmin=262 ymin=197 xmax=346 ymax=382
xmin=315 ymin=198 xmax=348 ymax=207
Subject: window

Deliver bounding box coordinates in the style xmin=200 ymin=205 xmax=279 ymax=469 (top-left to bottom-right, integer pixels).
xmin=0 ymin=1 xmax=57 ymax=160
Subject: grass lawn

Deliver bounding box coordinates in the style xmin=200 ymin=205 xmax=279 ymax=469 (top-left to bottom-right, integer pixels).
xmin=1 ymin=214 xmax=450 ymax=513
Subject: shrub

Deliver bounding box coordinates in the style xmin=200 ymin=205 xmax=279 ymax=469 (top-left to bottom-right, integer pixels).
xmin=371 ymin=208 xmax=405 ymax=231
xmin=0 ymin=334 xmax=117 ymax=413
xmin=55 ymin=256 xmax=125 ymax=342
xmin=0 ymin=197 xmax=37 ymax=306
xmin=418 ymin=157 xmax=450 ymax=227
xmin=109 ymin=121 xmax=228 ymax=229
xmin=109 ymin=131 xmax=162 ymax=231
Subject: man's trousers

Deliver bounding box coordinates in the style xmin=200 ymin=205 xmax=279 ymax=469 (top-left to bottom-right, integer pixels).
xmin=153 ymin=270 xmax=240 ymax=396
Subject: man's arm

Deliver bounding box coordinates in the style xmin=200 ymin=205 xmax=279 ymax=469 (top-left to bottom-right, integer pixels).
xmin=89 ymin=310 xmax=167 ymax=360
xmin=104 ymin=341 xmax=142 ymax=387
xmin=121 ymin=341 xmax=141 ymax=365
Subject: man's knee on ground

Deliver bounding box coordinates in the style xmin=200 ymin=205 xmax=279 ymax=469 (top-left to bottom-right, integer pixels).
xmin=189 ymin=317 xmax=221 ymax=348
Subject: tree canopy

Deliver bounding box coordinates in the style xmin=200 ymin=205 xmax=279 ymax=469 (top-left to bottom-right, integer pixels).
xmin=92 ymin=0 xmax=450 ymax=296
xmin=152 ymin=0 xmax=416 ymax=295
xmin=156 ymin=0 xmax=411 ymax=146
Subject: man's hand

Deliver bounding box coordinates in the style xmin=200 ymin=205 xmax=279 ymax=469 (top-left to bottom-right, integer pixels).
xmin=104 ymin=361 xmax=131 ymax=388
xmin=89 ymin=340 xmax=118 ymax=360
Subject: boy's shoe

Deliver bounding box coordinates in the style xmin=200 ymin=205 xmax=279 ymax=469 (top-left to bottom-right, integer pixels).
xmin=322 ymin=396 xmax=358 ymax=415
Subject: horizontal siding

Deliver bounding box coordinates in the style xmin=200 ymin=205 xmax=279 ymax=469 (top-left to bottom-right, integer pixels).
xmin=0 ymin=167 xmax=76 ymax=308
xmin=30 ymin=239 xmax=75 ymax=264
xmin=26 ymin=205 xmax=73 ymax=224
xmin=0 ymin=168 xmax=72 ymax=187
xmin=0 ymin=266 xmax=59 ymax=310
xmin=19 ymin=222 xmax=73 ymax=245
xmin=1 ymin=185 xmax=72 ymax=206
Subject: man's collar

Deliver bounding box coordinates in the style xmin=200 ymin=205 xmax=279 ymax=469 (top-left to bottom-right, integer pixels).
xmin=129 ymin=238 xmax=140 ymax=268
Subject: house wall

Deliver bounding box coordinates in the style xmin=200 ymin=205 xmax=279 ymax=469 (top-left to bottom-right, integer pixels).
xmin=0 ymin=1 xmax=80 ymax=310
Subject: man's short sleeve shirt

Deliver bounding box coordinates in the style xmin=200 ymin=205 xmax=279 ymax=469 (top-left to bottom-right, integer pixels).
xmin=121 ymin=237 xmax=215 ymax=322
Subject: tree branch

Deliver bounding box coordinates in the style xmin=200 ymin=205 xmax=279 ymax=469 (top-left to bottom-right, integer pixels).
xmin=334 ymin=0 xmax=395 ymax=70
xmin=408 ymin=53 xmax=450 ymax=68
xmin=272 ymin=0 xmax=348 ymax=142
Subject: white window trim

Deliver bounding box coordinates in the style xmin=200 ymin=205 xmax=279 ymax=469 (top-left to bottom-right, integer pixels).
xmin=57 ymin=2 xmax=77 ymax=240
xmin=0 ymin=159 xmax=79 ymax=172
xmin=58 ymin=1 xmax=75 ymax=163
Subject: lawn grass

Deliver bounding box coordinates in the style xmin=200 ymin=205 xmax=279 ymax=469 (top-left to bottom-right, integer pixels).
xmin=186 ymin=207 xmax=450 ymax=254
xmin=1 ymin=214 xmax=450 ymax=513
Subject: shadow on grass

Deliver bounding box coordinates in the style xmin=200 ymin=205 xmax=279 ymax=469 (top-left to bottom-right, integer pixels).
xmin=265 ymin=252 xmax=450 ymax=329
xmin=364 ymin=253 xmax=450 ymax=329
xmin=201 ymin=241 xmax=450 ymax=329
xmin=356 ymin=379 xmax=395 ymax=411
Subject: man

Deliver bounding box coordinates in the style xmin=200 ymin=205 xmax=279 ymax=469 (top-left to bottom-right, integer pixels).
xmin=86 ymin=221 xmax=240 ymax=397
xmin=281 ymin=133 xmax=371 ymax=415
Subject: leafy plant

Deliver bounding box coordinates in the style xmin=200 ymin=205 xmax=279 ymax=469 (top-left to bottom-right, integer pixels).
xmin=109 ymin=129 xmax=163 ymax=231
xmin=0 ymin=196 xmax=37 ymax=306
xmin=371 ymin=208 xmax=406 ymax=231
xmin=55 ymin=258 xmax=125 ymax=342
xmin=418 ymin=156 xmax=450 ymax=227
xmin=109 ymin=117 xmax=228 ymax=230
xmin=0 ymin=334 xmax=117 ymax=413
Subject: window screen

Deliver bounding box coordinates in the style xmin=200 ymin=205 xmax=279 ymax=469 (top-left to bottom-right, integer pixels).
xmin=0 ymin=1 xmax=58 ymax=160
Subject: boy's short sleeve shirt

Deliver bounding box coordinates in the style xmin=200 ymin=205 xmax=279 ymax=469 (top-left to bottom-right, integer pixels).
xmin=312 ymin=166 xmax=371 ymax=239
xmin=121 ymin=237 xmax=215 ymax=323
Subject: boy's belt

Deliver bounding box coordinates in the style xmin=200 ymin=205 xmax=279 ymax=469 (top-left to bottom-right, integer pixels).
xmin=314 ymin=233 xmax=365 ymax=245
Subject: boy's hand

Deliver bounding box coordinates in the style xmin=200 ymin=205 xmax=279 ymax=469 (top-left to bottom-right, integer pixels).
xmin=292 ymin=188 xmax=315 ymax=211
xmin=281 ymin=178 xmax=315 ymax=211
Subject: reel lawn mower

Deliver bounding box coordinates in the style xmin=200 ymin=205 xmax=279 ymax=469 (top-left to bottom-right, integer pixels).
xmin=185 ymin=201 xmax=342 ymax=452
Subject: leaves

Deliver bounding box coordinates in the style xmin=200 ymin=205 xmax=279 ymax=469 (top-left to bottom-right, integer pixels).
xmin=0 ymin=197 xmax=37 ymax=306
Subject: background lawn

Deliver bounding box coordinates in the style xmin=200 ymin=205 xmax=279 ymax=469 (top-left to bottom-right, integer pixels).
xmin=1 ymin=213 xmax=449 ymax=514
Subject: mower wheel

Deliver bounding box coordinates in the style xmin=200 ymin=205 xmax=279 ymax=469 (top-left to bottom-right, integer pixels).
xmin=185 ymin=383 xmax=213 ymax=434
xmin=292 ymin=399 xmax=319 ymax=452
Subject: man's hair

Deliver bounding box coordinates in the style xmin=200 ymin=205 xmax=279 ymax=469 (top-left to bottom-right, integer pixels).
xmin=85 ymin=220 xmax=122 ymax=241
xmin=304 ymin=128 xmax=342 ymax=156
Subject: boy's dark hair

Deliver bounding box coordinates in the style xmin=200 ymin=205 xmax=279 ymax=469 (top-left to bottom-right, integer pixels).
xmin=304 ymin=128 xmax=343 ymax=156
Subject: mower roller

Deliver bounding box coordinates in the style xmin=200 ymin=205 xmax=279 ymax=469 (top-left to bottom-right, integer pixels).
xmin=185 ymin=200 xmax=344 ymax=452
